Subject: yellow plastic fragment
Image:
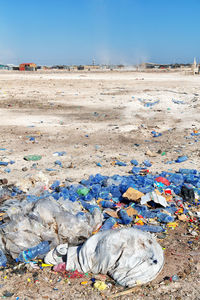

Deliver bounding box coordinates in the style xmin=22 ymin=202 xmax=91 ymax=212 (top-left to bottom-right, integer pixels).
xmin=167 ymin=222 xmax=178 ymax=228
xmin=94 ymin=280 xmax=108 ymax=291
xmin=81 ymin=281 xmax=88 ymax=285
xmin=134 ymin=217 xmax=144 ymax=225
xmin=135 ymin=220 xmax=144 ymax=225
xmin=41 ymin=263 xmax=53 ymax=267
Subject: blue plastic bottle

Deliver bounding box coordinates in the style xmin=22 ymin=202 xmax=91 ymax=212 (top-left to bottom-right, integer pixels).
xmin=91 ymin=184 xmax=101 ymax=198
xmin=99 ymin=190 xmax=112 ymax=200
xmin=50 ymin=180 xmax=60 ymax=190
xmin=100 ymin=217 xmax=117 ymax=230
xmin=109 ymin=186 xmax=121 ymax=198
xmin=179 ymin=169 xmax=197 ymax=175
xmin=80 ymin=201 xmax=100 ymax=214
xmin=175 ymin=156 xmax=188 ymax=163
xmin=132 ymin=225 xmax=164 ymax=233
xmin=54 ymin=160 xmax=63 ymax=167
xmin=151 ymin=131 xmax=162 ymax=137
xmin=16 ymin=241 xmax=50 ymax=262
xmin=184 ymin=174 xmax=198 ymax=185
xmin=169 ymin=173 xmax=184 ymax=185
xmin=130 ymin=159 xmax=138 ymax=166
xmin=131 ymin=167 xmax=141 ymax=174
xmin=0 ymin=249 xmax=7 ymax=267
xmin=115 ymin=161 xmax=127 ymax=166
xmin=118 ymin=209 xmax=132 ymax=225
xmin=100 ymin=201 xmax=116 ymax=208
xmin=143 ymin=160 xmax=152 ymax=167
xmin=157 ymin=212 xmax=174 ymax=223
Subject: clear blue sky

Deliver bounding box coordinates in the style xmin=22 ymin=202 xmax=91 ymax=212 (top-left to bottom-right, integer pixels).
xmin=0 ymin=0 xmax=200 ymax=65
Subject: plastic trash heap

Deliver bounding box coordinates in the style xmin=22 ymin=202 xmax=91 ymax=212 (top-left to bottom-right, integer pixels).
xmin=0 ymin=166 xmax=199 ymax=273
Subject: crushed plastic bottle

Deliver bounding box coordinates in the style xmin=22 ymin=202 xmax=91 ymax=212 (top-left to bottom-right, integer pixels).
xmin=80 ymin=201 xmax=100 ymax=214
xmin=151 ymin=131 xmax=162 ymax=137
xmin=16 ymin=241 xmax=50 ymax=263
xmin=118 ymin=209 xmax=132 ymax=225
xmin=100 ymin=201 xmax=116 ymax=209
xmin=24 ymin=155 xmax=42 ymax=161
xmin=0 ymin=249 xmax=7 ymax=267
xmin=77 ymin=188 xmax=90 ymax=197
xmin=0 ymin=162 xmax=9 ymax=166
xmin=179 ymin=169 xmax=197 ymax=175
xmin=132 ymin=225 xmax=164 ymax=233
xmin=100 ymin=217 xmax=117 ymax=230
xmin=50 ymin=180 xmax=60 ymax=190
xmin=130 ymin=159 xmax=138 ymax=166
xmin=157 ymin=212 xmax=174 ymax=223
xmin=55 ymin=160 xmax=63 ymax=167
xmin=53 ymin=151 xmax=66 ymax=157
xmin=143 ymin=160 xmax=152 ymax=167
xmin=175 ymin=156 xmax=188 ymax=163
xmin=115 ymin=161 xmax=127 ymax=166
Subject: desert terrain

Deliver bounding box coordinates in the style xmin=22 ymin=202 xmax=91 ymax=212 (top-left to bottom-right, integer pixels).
xmin=0 ymin=70 xmax=199 ymax=299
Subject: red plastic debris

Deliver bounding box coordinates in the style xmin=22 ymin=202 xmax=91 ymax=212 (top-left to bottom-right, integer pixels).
xmin=155 ymin=177 xmax=170 ymax=186
xmin=165 ymin=189 xmax=172 ymax=195
xmin=65 ymin=270 xmax=84 ymax=278
xmin=138 ymin=215 xmax=144 ymax=219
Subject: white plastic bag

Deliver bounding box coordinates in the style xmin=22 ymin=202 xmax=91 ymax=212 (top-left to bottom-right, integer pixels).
xmin=45 ymin=228 xmax=164 ymax=287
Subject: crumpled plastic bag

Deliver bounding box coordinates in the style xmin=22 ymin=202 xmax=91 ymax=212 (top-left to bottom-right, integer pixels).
xmin=45 ymin=228 xmax=164 ymax=287
xmin=0 ymin=196 xmax=103 ymax=258
xmin=56 ymin=208 xmax=103 ymax=244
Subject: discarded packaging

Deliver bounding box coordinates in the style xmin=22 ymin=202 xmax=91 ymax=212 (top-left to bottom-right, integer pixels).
xmin=141 ymin=192 xmax=168 ymax=207
xmin=123 ymin=187 xmax=144 ymax=201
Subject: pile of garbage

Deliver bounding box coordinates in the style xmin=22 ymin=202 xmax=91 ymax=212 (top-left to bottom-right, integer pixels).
xmin=0 ymin=164 xmax=199 ymax=285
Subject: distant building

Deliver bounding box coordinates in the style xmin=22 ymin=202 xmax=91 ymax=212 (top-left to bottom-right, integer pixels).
xmin=19 ymin=63 xmax=37 ymax=71
xmin=7 ymin=64 xmax=17 ymax=70
xmin=140 ymin=62 xmax=193 ymax=71
xmin=83 ymin=65 xmax=100 ymax=71
xmin=141 ymin=62 xmax=160 ymax=69
xmin=0 ymin=64 xmax=10 ymax=70
xmin=77 ymin=65 xmax=84 ymax=70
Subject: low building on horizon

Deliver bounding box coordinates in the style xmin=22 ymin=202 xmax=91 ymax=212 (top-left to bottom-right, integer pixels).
xmin=19 ymin=63 xmax=37 ymax=71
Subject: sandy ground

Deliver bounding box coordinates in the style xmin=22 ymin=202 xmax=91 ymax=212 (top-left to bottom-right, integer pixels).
xmin=0 ymin=70 xmax=199 ymax=299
